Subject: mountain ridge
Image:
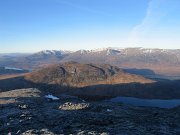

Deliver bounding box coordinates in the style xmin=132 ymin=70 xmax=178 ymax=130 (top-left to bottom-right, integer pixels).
xmin=1 ymin=47 xmax=180 ymax=76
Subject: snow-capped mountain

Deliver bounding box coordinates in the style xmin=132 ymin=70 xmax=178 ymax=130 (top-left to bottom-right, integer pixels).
xmin=1 ymin=47 xmax=180 ymax=76
xmin=36 ymin=50 xmax=73 ymax=56
xmin=24 ymin=50 xmax=73 ymax=62
xmin=57 ymin=47 xmax=180 ymax=76
xmin=71 ymin=47 xmax=180 ymax=56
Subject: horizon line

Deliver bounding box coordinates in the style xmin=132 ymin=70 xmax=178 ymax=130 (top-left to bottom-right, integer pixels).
xmin=1 ymin=46 xmax=180 ymax=54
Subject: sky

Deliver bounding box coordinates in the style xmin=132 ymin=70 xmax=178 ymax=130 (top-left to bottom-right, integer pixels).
xmin=0 ymin=0 xmax=180 ymax=53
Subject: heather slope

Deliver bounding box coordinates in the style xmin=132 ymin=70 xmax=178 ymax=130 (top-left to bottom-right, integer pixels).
xmin=25 ymin=62 xmax=153 ymax=87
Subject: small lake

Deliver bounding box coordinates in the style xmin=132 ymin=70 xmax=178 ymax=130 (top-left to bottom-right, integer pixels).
xmin=110 ymin=97 xmax=180 ymax=108
xmin=5 ymin=67 xmax=24 ymax=71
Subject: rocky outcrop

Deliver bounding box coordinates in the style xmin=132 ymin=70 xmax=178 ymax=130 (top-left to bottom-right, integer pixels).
xmin=59 ymin=102 xmax=90 ymax=110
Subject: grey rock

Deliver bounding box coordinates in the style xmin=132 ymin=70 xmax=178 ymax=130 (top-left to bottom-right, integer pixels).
xmin=0 ymin=89 xmax=180 ymax=135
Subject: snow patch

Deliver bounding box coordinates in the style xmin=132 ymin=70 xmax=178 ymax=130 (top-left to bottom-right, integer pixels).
xmin=107 ymin=109 xmax=113 ymax=112
xmin=80 ymin=50 xmax=88 ymax=54
xmin=45 ymin=94 xmax=60 ymax=101
xmin=39 ymin=50 xmax=73 ymax=55
xmin=90 ymin=48 xmax=107 ymax=53
xmin=142 ymin=49 xmax=153 ymax=53
xmin=106 ymin=49 xmax=121 ymax=55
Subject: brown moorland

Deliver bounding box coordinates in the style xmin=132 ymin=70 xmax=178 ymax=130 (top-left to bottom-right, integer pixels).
xmin=25 ymin=62 xmax=154 ymax=88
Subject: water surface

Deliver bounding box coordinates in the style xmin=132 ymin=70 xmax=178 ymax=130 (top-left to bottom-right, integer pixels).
xmin=110 ymin=97 xmax=180 ymax=108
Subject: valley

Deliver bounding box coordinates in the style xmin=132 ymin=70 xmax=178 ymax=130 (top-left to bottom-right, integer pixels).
xmin=0 ymin=62 xmax=180 ymax=100
xmin=0 ymin=48 xmax=180 ymax=135
xmin=1 ymin=48 xmax=180 ymax=77
xmin=1 ymin=0 xmax=180 ymax=134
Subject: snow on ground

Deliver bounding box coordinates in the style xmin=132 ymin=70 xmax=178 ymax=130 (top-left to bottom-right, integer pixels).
xmin=106 ymin=109 xmax=113 ymax=112
xmin=45 ymin=94 xmax=60 ymax=101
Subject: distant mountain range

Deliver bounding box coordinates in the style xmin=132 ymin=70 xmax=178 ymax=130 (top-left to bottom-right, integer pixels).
xmin=1 ymin=47 xmax=180 ymax=76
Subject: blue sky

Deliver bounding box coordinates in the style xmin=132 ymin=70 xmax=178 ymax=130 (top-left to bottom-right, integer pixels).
xmin=0 ymin=0 xmax=180 ymax=53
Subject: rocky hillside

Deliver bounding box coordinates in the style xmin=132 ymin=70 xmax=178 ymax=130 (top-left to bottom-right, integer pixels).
xmin=1 ymin=62 xmax=180 ymax=100
xmin=25 ymin=62 xmax=153 ymax=87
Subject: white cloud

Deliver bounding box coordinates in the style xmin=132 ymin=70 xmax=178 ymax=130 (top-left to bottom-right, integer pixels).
xmin=128 ymin=0 xmax=180 ymax=49
xmin=129 ymin=0 xmax=165 ymax=44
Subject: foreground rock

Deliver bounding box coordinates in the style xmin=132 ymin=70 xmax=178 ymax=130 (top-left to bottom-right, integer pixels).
xmin=59 ymin=102 xmax=90 ymax=110
xmin=0 ymin=88 xmax=42 ymax=105
xmin=0 ymin=88 xmax=180 ymax=135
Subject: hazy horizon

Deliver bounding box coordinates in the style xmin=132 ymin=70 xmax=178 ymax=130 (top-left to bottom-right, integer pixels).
xmin=1 ymin=46 xmax=180 ymax=54
xmin=1 ymin=0 xmax=180 ymax=53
